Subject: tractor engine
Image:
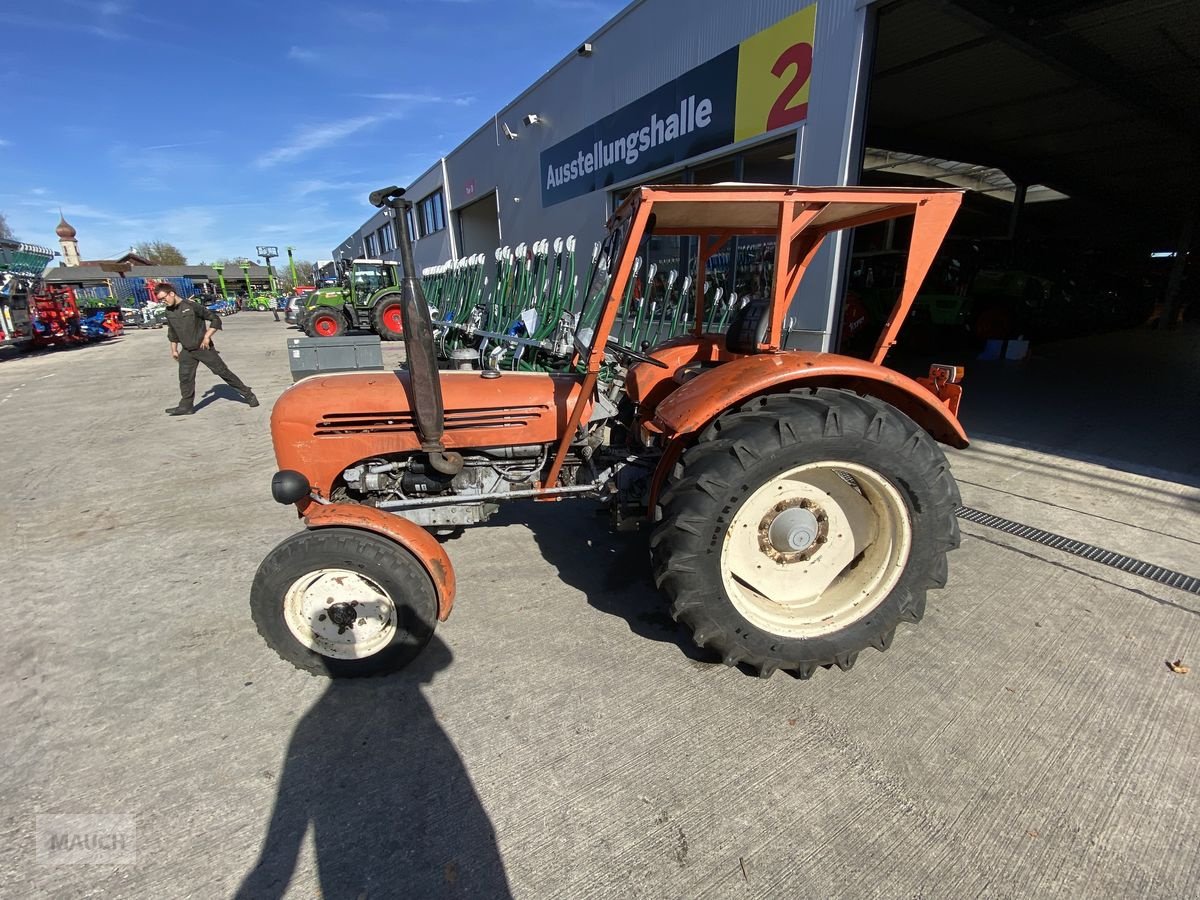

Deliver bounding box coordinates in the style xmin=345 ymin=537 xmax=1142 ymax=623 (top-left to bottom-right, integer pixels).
xmin=335 ymin=445 xmax=574 ymax=528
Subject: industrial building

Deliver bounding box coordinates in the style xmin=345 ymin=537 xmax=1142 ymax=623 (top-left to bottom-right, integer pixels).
xmin=334 ymin=0 xmax=1197 ymax=355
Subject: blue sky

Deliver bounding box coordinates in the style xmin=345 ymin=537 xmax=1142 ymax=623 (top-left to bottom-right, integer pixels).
xmin=0 ymin=0 xmax=623 ymax=264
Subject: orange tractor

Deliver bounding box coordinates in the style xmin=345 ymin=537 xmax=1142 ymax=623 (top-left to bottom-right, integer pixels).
xmin=253 ymin=184 xmax=967 ymax=679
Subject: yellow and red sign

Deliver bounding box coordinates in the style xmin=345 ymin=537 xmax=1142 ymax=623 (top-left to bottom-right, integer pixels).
xmin=540 ymin=4 xmax=819 ymax=206
xmin=735 ymin=5 xmax=818 ymax=143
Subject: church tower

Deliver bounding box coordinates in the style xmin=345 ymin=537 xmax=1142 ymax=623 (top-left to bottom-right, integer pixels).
xmin=56 ymin=213 xmax=81 ymax=267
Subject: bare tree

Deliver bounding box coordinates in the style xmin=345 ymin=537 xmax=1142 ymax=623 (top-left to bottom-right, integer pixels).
xmin=277 ymin=259 xmax=317 ymax=291
xmin=0 ymin=212 xmax=13 ymax=241
xmin=133 ymin=240 xmax=187 ymax=265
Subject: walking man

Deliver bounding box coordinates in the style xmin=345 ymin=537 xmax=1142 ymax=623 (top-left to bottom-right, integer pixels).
xmin=157 ymin=284 xmax=258 ymax=416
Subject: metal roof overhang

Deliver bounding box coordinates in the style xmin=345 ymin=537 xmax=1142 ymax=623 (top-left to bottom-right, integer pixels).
xmin=867 ymin=0 xmax=1200 ymax=246
xmin=637 ymin=184 xmax=962 ymax=234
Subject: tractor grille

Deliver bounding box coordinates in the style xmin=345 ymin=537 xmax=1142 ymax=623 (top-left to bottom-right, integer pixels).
xmin=955 ymin=506 xmax=1200 ymax=596
xmin=313 ymin=406 xmax=548 ymax=436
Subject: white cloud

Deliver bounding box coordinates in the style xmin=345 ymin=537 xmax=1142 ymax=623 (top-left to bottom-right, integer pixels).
xmin=533 ymin=0 xmax=618 ymax=10
xmin=0 ymin=138 xmax=9 ymax=147
xmin=255 ymin=115 xmax=392 ymax=168
xmin=339 ymin=8 xmax=390 ymax=29
xmin=104 ymin=140 xmax=221 ymax=192
xmin=287 ymin=45 xmax=319 ymax=63
xmin=2 ymin=194 xmax=361 ymax=266
xmin=360 ymin=92 xmax=475 ymax=107
xmin=142 ymin=141 xmax=211 ymax=152
xmin=293 ymin=179 xmax=374 ymax=198
xmin=3 ymin=8 xmax=128 ymax=39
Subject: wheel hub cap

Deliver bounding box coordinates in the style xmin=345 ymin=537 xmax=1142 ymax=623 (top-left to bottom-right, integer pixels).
xmin=720 ymin=461 xmax=913 ymax=639
xmin=766 ymin=504 xmax=823 ymax=555
xmin=283 ymin=568 xmax=397 ymax=659
xmin=326 ymin=601 xmax=358 ymax=632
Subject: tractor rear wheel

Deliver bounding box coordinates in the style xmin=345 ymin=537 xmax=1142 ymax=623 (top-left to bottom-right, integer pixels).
xmin=372 ymin=294 xmax=405 ymax=341
xmin=250 ymin=527 xmax=438 ymax=677
xmin=307 ymin=309 xmax=346 ymax=338
xmin=651 ymin=387 xmax=960 ymax=679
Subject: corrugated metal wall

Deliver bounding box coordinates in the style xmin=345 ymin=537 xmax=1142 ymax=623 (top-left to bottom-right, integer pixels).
xmin=333 ymin=163 xmax=453 ymax=271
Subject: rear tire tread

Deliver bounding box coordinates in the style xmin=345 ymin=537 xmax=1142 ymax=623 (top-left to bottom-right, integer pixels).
xmin=652 ymin=387 xmax=961 ymax=680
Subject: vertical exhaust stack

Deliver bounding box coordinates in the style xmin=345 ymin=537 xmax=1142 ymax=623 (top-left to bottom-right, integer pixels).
xmin=368 ymin=186 xmax=462 ymax=476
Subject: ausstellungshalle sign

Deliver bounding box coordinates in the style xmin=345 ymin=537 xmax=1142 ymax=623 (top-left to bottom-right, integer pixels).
xmin=539 ymin=5 xmax=819 ymax=208
xmin=540 ymin=49 xmax=738 ymax=207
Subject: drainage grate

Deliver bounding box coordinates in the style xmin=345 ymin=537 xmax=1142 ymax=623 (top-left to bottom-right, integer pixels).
xmin=955 ymin=506 xmax=1200 ymax=597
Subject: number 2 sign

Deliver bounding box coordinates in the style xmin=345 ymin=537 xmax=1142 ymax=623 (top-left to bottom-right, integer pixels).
xmin=734 ymin=4 xmax=817 ymax=143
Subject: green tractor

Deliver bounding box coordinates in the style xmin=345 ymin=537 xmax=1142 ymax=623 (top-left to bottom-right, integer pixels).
xmin=302 ymin=259 xmax=405 ymax=339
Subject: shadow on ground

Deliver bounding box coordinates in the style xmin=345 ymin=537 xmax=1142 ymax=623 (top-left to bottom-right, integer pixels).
xmin=502 ymin=501 xmax=721 ymax=665
xmin=235 ymin=636 xmax=512 ymax=899
xmin=193 ymin=384 xmax=248 ymax=412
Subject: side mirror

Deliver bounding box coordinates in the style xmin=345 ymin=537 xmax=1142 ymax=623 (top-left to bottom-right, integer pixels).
xmin=573 ymin=325 xmax=594 ymax=359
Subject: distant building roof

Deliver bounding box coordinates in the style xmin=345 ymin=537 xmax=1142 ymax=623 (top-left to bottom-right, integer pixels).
xmin=77 ymin=252 xmax=153 ymax=269
xmin=43 ymin=266 xmax=114 ymax=283
xmin=128 ymin=265 xmax=225 ymax=278
xmin=43 ymin=263 xmax=275 ymax=284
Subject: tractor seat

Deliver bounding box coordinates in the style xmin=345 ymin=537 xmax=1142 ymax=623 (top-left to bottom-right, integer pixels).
xmin=724 ymin=298 xmax=770 ymax=354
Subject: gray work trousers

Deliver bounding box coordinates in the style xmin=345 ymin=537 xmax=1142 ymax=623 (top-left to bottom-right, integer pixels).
xmin=178 ymin=347 xmax=251 ymax=408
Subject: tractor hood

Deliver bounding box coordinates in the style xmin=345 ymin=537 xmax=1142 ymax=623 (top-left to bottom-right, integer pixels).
xmin=271 ymin=370 xmax=587 ymax=496
xmin=311 ymin=286 xmax=347 ymax=303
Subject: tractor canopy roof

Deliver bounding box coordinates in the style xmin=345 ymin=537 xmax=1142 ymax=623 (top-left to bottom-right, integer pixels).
xmin=607 ymin=184 xmax=964 ymax=363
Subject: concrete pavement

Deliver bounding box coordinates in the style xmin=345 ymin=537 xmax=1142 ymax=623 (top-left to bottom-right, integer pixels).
xmin=1 ymin=315 xmax=1196 ymax=898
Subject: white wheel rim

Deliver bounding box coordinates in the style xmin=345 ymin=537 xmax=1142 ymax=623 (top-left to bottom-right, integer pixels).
xmin=283 ymin=568 xmax=397 ymax=659
xmin=720 ymin=461 xmax=912 ymax=639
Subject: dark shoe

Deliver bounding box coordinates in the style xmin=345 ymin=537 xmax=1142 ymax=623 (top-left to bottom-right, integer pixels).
xmin=244 ymin=393 xmax=260 ymax=408
xmin=165 ymin=406 xmax=194 ymax=416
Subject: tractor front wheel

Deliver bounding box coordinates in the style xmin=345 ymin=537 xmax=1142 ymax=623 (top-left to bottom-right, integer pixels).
xmin=250 ymin=527 xmax=438 ymax=677
xmin=651 ymin=388 xmax=960 ymax=679
xmin=372 ymin=295 xmax=405 ymax=341
xmin=307 ymin=310 xmax=346 ymax=338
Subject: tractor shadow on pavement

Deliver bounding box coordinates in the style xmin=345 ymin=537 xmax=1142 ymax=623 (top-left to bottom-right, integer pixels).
xmin=235 ymin=635 xmax=513 ymax=899
xmin=510 ymin=502 xmax=722 ymax=665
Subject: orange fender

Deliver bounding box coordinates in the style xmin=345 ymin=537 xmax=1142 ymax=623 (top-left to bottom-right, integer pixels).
xmin=652 ymin=351 xmax=969 ymax=449
xmin=301 ymin=502 xmax=457 ymax=621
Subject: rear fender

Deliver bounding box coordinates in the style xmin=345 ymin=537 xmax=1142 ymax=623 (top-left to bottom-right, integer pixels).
xmin=647 ymin=352 xmax=968 ymax=510
xmin=301 ymin=502 xmax=457 ymax=621
xmin=653 ymin=351 xmax=968 ymax=448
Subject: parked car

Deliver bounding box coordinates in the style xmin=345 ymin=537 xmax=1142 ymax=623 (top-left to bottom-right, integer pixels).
xmin=285 ymin=290 xmax=314 ymax=326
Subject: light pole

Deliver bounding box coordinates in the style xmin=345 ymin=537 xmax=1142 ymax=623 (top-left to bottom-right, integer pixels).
xmin=212 ymin=263 xmax=228 ymax=300
xmin=256 ymin=245 xmax=279 ymax=295
xmin=239 ymin=262 xmax=252 ymax=309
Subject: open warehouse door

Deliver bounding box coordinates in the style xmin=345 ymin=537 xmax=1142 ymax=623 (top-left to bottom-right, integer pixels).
xmin=854 ymin=0 xmax=1200 ymax=481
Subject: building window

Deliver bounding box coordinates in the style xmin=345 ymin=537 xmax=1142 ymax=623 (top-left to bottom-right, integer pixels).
xmin=406 ymin=208 xmax=419 ymax=242
xmin=364 ymin=232 xmax=379 ymax=258
xmin=379 ymin=222 xmax=395 ymax=253
xmin=418 ymin=190 xmax=446 ymax=237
